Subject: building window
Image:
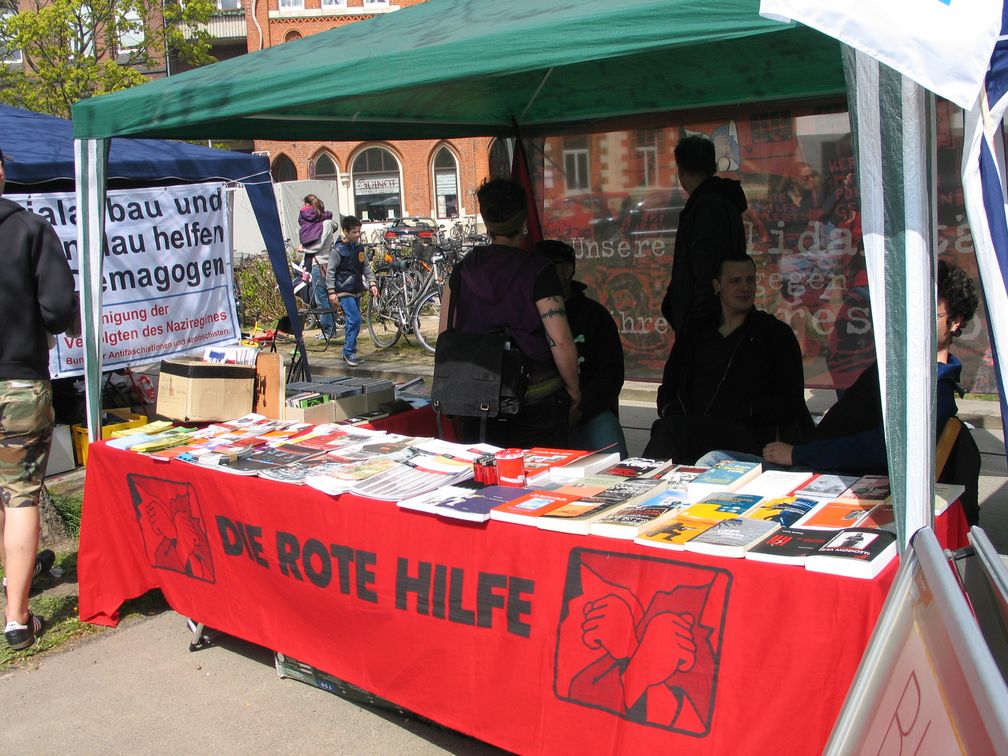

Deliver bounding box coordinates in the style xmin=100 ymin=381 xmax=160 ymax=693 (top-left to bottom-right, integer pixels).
xmin=351 ymin=146 xmax=402 ymax=221
xmin=635 ymin=129 xmax=658 ymax=187
xmin=312 ymin=153 xmax=339 ymax=181
xmin=563 ymin=137 xmax=589 ymax=193
xmin=284 ymin=30 xmax=301 ymax=42
xmin=117 ymin=9 xmax=144 ymax=56
xmin=488 ymin=138 xmax=510 ymax=178
xmin=1 ymin=8 xmax=21 ymax=65
xmin=217 ymin=0 xmax=241 ymax=8
xmin=363 ymin=0 xmax=389 ymax=6
xmin=432 ymin=146 xmax=459 ymax=218
xmin=321 ymin=0 xmax=346 ymax=7
xmin=271 ymin=154 xmax=297 ymax=182
xmin=279 ymin=0 xmax=304 ymax=10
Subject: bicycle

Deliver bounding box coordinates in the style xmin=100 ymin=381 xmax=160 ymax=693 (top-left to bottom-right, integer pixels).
xmin=367 ymin=244 xmax=456 ymax=352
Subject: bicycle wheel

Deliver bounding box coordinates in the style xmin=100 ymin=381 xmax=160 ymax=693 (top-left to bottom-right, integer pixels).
xmin=367 ymin=278 xmax=404 ymax=349
xmin=412 ymin=289 xmax=442 ymax=354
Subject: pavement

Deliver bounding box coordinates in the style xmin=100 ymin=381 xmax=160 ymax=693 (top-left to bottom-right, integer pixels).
xmin=2 ymin=339 xmax=1006 ymax=752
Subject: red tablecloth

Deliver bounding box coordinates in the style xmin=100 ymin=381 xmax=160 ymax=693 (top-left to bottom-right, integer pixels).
xmin=78 ymin=439 xmax=902 ymax=755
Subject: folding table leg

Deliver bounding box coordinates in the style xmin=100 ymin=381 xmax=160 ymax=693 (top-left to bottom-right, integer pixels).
xmin=185 ymin=617 xmax=222 ymax=652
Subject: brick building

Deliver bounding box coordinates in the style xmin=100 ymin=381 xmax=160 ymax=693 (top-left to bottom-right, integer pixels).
xmin=241 ymin=0 xmax=494 ymax=223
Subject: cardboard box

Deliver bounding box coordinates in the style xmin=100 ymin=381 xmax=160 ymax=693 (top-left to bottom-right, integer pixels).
xmin=281 ymin=393 xmax=374 ymax=423
xmin=157 ymin=359 xmax=255 ymax=422
xmin=70 ymin=408 xmax=148 ymax=466
xmin=45 ymin=424 xmax=76 ymax=476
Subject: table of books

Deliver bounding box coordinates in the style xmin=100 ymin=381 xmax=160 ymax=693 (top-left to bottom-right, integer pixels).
xmin=77 ymin=436 xmax=914 ymax=755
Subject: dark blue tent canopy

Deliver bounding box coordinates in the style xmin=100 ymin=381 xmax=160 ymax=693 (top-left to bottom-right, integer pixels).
xmin=1 ymin=104 xmax=270 ymax=187
xmin=0 ymin=105 xmax=299 ymax=390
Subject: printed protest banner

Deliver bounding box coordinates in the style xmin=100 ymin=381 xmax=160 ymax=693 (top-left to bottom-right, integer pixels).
xmin=8 ymin=182 xmax=238 ymax=378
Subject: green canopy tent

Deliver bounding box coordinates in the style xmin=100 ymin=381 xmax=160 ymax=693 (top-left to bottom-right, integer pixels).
xmin=70 ymin=0 xmax=942 ymax=544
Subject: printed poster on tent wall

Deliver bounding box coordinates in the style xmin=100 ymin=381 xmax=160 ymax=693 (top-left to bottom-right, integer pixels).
xmin=7 ymin=182 xmax=239 ymax=379
xmin=538 ymin=101 xmax=991 ymax=392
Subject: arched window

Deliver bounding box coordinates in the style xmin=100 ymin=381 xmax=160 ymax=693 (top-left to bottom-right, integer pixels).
xmin=312 ymin=153 xmax=339 ymax=181
xmin=284 ymin=30 xmax=302 ymax=43
xmin=271 ymin=154 xmax=297 ymax=182
xmin=432 ymin=146 xmax=459 ymax=218
xmin=351 ymin=146 xmax=402 ymax=221
xmin=488 ymin=138 xmax=511 ymax=179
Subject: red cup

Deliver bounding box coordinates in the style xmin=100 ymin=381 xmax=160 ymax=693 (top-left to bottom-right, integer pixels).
xmin=495 ymin=448 xmax=526 ymax=487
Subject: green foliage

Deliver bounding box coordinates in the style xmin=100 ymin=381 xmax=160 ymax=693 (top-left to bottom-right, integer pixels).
xmin=0 ymin=0 xmax=217 ymax=118
xmin=50 ymin=490 xmax=84 ymax=537
xmin=234 ymin=255 xmax=286 ymax=328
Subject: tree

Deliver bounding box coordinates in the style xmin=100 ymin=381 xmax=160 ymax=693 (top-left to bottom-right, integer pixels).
xmin=0 ymin=0 xmax=217 ymax=118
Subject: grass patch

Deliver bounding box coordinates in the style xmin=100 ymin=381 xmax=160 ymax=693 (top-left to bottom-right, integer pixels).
xmin=49 ymin=490 xmax=84 ymax=537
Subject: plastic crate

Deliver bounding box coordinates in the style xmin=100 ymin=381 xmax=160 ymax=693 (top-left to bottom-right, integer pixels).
xmin=70 ymin=408 xmax=147 ymax=466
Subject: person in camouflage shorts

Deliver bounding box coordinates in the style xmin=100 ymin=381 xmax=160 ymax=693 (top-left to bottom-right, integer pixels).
xmin=0 ymin=380 xmax=54 ymax=509
xmin=0 ymin=147 xmax=77 ymax=650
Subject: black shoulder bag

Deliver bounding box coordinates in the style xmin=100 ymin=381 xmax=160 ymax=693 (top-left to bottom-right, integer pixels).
xmin=431 ymin=270 xmax=530 ymax=441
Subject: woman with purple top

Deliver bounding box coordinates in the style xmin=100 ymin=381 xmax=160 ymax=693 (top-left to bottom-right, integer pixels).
xmin=297 ymin=194 xmax=337 ymax=340
xmin=438 ymin=178 xmax=581 ymax=448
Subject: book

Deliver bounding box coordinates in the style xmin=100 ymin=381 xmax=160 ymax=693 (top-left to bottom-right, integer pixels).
xmin=836 ymin=474 xmax=891 ymax=505
xmin=686 ymin=460 xmax=762 ymax=500
xmin=745 ymin=527 xmax=836 ymax=565
xmin=658 ymin=465 xmax=709 ymax=502
xmin=804 ymin=528 xmax=899 ymax=579
xmin=429 ymin=485 xmax=529 ymax=522
xmin=490 ymin=491 xmax=576 ymax=525
xmin=589 ymin=489 xmax=691 ymax=539
xmin=792 ymin=473 xmax=860 ymax=500
xmin=521 ymin=448 xmax=592 ymax=484
xmin=397 ymin=485 xmax=477 ymax=517
xmin=681 ymin=492 xmax=764 ymax=521
xmin=857 ymin=503 xmax=895 ymax=531
xmin=258 ymin=458 xmax=330 ymax=485
xmin=597 ymin=457 xmax=677 ymax=479
xmin=537 ymin=478 xmax=667 ymax=535
xmin=737 ymin=469 xmax=814 ymax=499
xmin=547 ymin=474 xmax=623 ymax=498
xmin=216 ymin=443 xmax=325 ymax=475
xmin=348 ymin=448 xmax=474 ymax=501
xmin=742 ymin=496 xmax=822 ymax=527
xmin=634 ymin=514 xmax=719 ymax=551
xmin=793 ymin=499 xmax=877 ymax=530
xmin=303 ymin=457 xmax=402 ymax=496
xmin=548 ymin=451 xmax=622 ymax=483
xmin=684 ymin=517 xmax=781 ymax=558
xmin=934 ymin=482 xmax=966 ymax=516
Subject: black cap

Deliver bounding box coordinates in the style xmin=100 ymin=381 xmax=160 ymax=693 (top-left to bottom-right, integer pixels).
xmin=535 ymin=239 xmax=575 ymax=268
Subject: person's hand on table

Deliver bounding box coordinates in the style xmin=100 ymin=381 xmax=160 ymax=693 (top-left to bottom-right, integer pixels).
xmin=763 ymin=442 xmax=794 ymax=466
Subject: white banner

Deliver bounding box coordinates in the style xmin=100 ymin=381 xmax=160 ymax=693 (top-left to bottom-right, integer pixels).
xmin=8 ymin=182 xmax=239 ymax=378
xmin=761 ymin=0 xmax=1002 ymax=109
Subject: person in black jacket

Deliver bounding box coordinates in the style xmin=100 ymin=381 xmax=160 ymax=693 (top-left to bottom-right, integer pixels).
xmin=536 ymin=240 xmax=627 ymax=457
xmin=0 ymin=148 xmax=77 ymax=650
xmin=661 ymin=135 xmax=748 ymax=334
xmin=645 ymin=254 xmax=812 ymax=463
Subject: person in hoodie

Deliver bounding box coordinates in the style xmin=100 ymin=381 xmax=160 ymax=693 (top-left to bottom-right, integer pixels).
xmin=536 ymin=239 xmax=627 ymax=458
xmin=661 ymin=135 xmax=748 ymax=334
xmin=760 ymin=260 xmax=981 ymax=521
xmin=297 ymin=194 xmax=337 ymax=341
xmin=0 ymin=148 xmax=77 ymax=650
xmin=438 ymin=179 xmax=580 ymax=448
xmin=645 ymin=254 xmax=812 ymax=464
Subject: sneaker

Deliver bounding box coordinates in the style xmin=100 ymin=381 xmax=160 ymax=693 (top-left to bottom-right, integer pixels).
xmin=4 ymin=611 xmax=46 ymax=650
xmin=343 ymin=353 xmax=362 ymax=367
xmin=1 ymin=549 xmax=55 ymax=589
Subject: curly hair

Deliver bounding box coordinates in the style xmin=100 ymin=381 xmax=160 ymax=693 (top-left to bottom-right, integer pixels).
xmin=937 ymin=259 xmax=980 ymax=330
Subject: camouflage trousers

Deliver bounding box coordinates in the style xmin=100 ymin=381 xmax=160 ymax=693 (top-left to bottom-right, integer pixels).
xmin=0 ymin=379 xmax=53 ymax=508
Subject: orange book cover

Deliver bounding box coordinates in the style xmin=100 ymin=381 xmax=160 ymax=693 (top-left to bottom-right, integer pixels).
xmin=794 ymin=499 xmax=875 ymax=530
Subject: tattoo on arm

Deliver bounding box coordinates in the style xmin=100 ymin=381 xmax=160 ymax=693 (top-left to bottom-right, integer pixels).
xmin=540 ymin=306 xmax=567 ymax=320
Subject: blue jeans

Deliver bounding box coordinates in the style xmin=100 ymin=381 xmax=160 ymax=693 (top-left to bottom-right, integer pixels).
xmin=311 ymin=262 xmax=336 ymax=337
xmin=339 ymin=294 xmax=361 ymax=357
xmin=569 ymin=410 xmax=628 ymax=458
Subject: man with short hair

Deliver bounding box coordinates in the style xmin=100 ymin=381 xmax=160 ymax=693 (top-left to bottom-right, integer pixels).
xmin=0 ymin=147 xmax=77 ymax=650
xmin=661 ymin=135 xmax=748 ymax=334
xmin=326 ymin=215 xmax=378 ymax=367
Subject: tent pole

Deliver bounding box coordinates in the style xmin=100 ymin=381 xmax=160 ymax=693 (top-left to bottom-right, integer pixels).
xmin=844 ymin=46 xmax=936 ymax=549
xmin=74 ymin=138 xmax=110 ymax=443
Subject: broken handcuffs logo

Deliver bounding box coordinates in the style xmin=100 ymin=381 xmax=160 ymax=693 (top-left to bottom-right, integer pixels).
xmin=554 ymin=548 xmax=730 ymax=735
xmin=128 ymin=474 xmax=215 ymax=583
